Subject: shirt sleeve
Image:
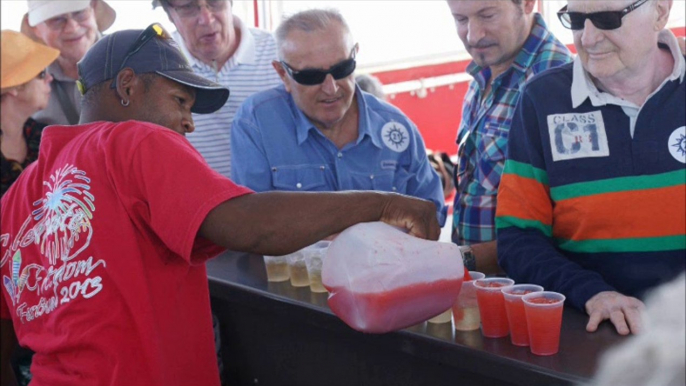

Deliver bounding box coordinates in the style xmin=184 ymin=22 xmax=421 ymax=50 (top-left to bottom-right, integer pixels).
xmin=111 ymin=126 xmax=253 ymax=264
xmin=230 ymin=105 xmax=274 ymax=192
xmin=495 ymin=86 xmax=615 ymax=311
xmin=404 ymin=121 xmax=447 ymax=227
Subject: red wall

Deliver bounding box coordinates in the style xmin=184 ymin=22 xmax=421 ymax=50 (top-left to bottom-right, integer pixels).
xmin=373 ymin=27 xmax=684 ymax=155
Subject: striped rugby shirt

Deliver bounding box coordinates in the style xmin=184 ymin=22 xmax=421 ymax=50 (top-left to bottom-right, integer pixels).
xmin=452 ymin=13 xmax=572 ymax=246
xmin=173 ymin=17 xmax=282 ymax=178
xmin=496 ymin=30 xmax=686 ymax=310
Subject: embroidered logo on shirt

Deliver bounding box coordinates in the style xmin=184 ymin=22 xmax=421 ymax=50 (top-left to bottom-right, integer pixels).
xmin=547 ymin=111 xmax=609 ymax=162
xmin=381 ymin=160 xmax=397 ymax=170
xmin=668 ymin=126 xmax=686 ymax=164
xmin=381 ymin=122 xmax=410 ymax=153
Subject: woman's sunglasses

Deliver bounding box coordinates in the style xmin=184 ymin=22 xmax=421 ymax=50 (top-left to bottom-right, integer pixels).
xmin=557 ymin=0 xmax=648 ymax=30
xmin=280 ymin=44 xmax=358 ymax=86
xmin=36 ymin=69 xmax=49 ymax=80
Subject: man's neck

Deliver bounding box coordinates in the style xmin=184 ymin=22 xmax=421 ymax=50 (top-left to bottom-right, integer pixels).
xmin=56 ymin=56 xmax=79 ymax=79
xmin=593 ymin=47 xmax=674 ymax=106
xmin=315 ymin=98 xmax=360 ymax=150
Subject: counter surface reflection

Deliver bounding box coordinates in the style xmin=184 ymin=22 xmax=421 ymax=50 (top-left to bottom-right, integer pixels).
xmin=208 ymin=251 xmax=624 ymax=386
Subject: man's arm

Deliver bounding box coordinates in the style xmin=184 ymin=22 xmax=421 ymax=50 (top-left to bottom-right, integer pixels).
xmin=199 ymin=190 xmax=440 ymax=256
xmin=468 ymin=240 xmax=503 ymax=275
xmin=1 ymin=319 xmax=18 ymax=386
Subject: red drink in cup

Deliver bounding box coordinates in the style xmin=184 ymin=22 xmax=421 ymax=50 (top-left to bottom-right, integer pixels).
xmin=474 ymin=278 xmax=514 ymax=338
xmin=501 ymin=284 xmax=544 ymax=346
xmin=522 ymin=291 xmax=566 ymax=356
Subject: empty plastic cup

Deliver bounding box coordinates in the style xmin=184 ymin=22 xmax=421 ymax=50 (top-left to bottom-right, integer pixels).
xmin=474 ymin=277 xmax=514 ymax=338
xmin=502 ymin=284 xmax=544 ymax=346
xmin=452 ymin=271 xmax=485 ymax=331
xmin=263 ymin=255 xmax=290 ymax=282
xmin=522 ymin=291 xmax=566 ymax=356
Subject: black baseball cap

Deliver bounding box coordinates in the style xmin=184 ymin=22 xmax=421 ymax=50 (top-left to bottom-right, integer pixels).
xmin=77 ymin=23 xmax=229 ymax=114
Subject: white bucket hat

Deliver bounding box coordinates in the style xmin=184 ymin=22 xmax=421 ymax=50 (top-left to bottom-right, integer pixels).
xmin=21 ymin=0 xmax=116 ymax=40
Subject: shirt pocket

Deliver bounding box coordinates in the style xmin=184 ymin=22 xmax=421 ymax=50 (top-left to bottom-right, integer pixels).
xmin=477 ymin=123 xmax=509 ymax=191
xmin=272 ymin=164 xmax=328 ymax=191
xmin=349 ymin=169 xmax=415 ymax=193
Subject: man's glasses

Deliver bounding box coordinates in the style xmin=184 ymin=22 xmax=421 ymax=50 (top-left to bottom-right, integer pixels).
xmin=280 ymin=45 xmax=358 ymax=86
xmin=44 ymin=7 xmax=93 ymax=31
xmin=170 ymin=0 xmax=227 ymax=18
xmin=36 ymin=69 xmax=48 ymax=80
xmin=557 ymin=0 xmax=648 ymax=30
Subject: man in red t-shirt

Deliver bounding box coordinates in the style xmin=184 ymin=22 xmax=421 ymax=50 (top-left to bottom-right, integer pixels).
xmin=0 ymin=24 xmax=440 ymax=386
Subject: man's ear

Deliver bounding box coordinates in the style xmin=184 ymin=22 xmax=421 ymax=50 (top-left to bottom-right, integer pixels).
xmin=272 ymin=60 xmax=292 ymax=92
xmin=522 ymin=0 xmax=536 ymax=15
xmin=114 ymin=68 xmax=138 ymax=102
xmin=654 ymin=0 xmax=672 ymax=30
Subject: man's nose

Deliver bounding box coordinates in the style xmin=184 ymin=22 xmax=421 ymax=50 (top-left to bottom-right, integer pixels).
xmin=182 ymin=117 xmax=195 ymax=134
xmin=197 ymin=3 xmax=214 ymax=25
xmin=320 ymin=74 xmax=339 ymax=94
xmin=580 ymin=19 xmax=603 ymax=48
xmin=466 ymin=20 xmax=486 ymax=46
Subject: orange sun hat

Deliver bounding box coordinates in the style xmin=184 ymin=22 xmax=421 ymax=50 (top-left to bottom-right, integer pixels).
xmin=1 ymin=30 xmax=60 ymax=92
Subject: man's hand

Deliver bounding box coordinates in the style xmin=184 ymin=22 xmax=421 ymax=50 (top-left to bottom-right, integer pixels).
xmin=379 ymin=194 xmax=441 ymax=240
xmin=585 ymin=291 xmax=645 ymax=335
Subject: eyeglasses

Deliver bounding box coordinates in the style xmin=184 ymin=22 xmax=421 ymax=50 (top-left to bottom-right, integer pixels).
xmin=36 ymin=69 xmax=48 ymax=80
xmin=280 ymin=45 xmax=358 ymax=86
xmin=170 ymin=0 xmax=227 ymax=18
xmin=557 ymin=0 xmax=649 ymax=30
xmin=44 ymin=7 xmax=93 ymax=31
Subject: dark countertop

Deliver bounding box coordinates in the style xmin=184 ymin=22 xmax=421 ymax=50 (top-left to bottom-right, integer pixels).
xmin=207 ymin=251 xmax=626 ymax=386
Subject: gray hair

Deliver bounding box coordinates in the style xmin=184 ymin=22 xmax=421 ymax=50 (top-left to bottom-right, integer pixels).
xmin=274 ymin=9 xmax=351 ymax=59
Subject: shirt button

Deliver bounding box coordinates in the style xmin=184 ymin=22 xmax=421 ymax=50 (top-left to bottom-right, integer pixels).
xmin=271 ymin=167 xmax=277 ymax=172
xmin=296 ymin=183 xmax=302 ymax=189
xmin=392 ymin=187 xmax=397 ymax=191
xmin=320 ymin=165 xmax=326 ymax=170
xmin=370 ymin=175 xmax=375 ymax=180
xmin=337 ymin=152 xmax=343 ymax=158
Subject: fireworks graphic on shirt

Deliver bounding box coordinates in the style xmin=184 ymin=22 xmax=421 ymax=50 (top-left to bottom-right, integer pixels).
xmin=31 ymin=165 xmax=95 ymax=266
xmin=673 ymin=134 xmax=686 ymax=157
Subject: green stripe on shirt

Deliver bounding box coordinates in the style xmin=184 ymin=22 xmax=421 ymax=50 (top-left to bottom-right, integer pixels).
xmin=556 ymin=234 xmax=686 ymax=253
xmin=496 ymin=215 xmax=553 ymax=237
xmin=551 ymin=170 xmax=686 ymax=201
xmin=504 ymin=160 xmax=549 ymax=185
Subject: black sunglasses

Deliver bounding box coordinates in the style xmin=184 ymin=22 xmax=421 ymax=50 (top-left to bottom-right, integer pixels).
xmin=557 ymin=0 xmax=648 ymax=30
xmin=280 ymin=45 xmax=358 ymax=86
xmin=36 ymin=69 xmax=48 ymax=80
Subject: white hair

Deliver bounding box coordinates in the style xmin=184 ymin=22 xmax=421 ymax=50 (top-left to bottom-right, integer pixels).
xmin=274 ymin=8 xmax=351 ymax=59
xmin=586 ymin=274 xmax=686 ymax=386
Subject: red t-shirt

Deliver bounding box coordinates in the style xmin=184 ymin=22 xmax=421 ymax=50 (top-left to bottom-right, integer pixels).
xmin=0 ymin=121 xmax=253 ymax=386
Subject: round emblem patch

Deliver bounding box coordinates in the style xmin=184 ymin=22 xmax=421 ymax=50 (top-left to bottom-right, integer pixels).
xmin=668 ymin=126 xmax=686 ymax=164
xmin=381 ymin=122 xmax=410 ymax=153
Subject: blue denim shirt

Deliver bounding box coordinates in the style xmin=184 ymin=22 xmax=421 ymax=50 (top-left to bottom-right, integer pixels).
xmin=231 ymin=84 xmax=446 ymax=226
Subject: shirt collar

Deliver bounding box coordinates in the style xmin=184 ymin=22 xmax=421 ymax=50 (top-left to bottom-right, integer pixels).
xmin=571 ymin=29 xmax=685 ymax=108
xmin=293 ymin=85 xmax=381 ymax=148
xmin=172 ymin=16 xmax=256 ymax=70
xmin=466 ymin=13 xmax=549 ymax=79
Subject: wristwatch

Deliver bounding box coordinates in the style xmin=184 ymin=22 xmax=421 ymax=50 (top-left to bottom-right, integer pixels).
xmin=459 ymin=245 xmax=476 ymax=272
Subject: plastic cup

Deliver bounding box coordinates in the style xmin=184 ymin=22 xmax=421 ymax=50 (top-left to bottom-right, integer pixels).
xmin=501 ymin=284 xmax=544 ymax=346
xmin=263 ymin=255 xmax=290 ymax=282
xmin=303 ymin=241 xmax=331 ymax=293
xmin=427 ymin=308 xmax=453 ymax=324
xmin=522 ymin=291 xmax=566 ymax=356
xmin=287 ymin=251 xmax=310 ymax=287
xmin=474 ymin=277 xmax=514 ymax=338
xmin=452 ymin=271 xmax=485 ymax=331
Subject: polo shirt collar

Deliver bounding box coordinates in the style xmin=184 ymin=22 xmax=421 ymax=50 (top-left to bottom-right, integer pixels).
xmin=293 ymin=85 xmax=382 ymax=148
xmin=571 ymin=29 xmax=685 ymax=108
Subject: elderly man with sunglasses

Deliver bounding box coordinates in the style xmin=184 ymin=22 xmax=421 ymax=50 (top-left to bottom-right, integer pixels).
xmin=230 ymin=9 xmax=447 ymax=227
xmin=496 ymin=0 xmax=685 ymax=335
xmin=152 ymin=0 xmax=281 ymax=179
xmin=22 ymin=0 xmax=115 ymax=126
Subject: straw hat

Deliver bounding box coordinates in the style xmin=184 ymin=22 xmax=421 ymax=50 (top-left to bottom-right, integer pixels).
xmin=20 ymin=0 xmax=116 ymax=41
xmin=1 ymin=30 xmax=60 ymax=92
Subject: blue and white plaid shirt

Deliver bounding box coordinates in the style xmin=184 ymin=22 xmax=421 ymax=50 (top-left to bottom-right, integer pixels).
xmin=452 ymin=13 xmax=573 ymax=245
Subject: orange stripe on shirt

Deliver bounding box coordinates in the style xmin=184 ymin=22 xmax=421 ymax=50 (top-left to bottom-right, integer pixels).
xmin=496 ymin=173 xmax=552 ymax=226
xmin=553 ymin=185 xmax=686 ymax=241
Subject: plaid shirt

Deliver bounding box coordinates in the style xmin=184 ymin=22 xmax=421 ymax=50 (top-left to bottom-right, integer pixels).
xmin=452 ymin=13 xmax=573 ymax=245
